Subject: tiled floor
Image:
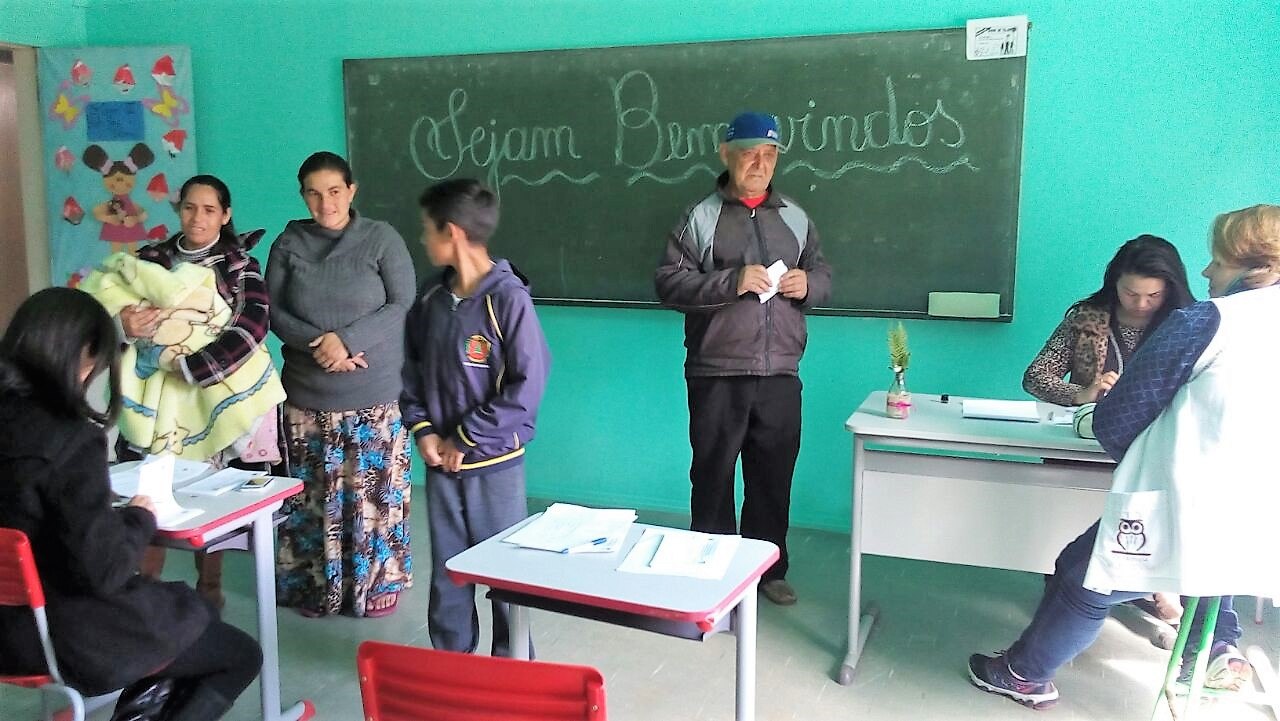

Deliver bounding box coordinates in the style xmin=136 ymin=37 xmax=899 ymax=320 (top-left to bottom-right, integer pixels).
xmin=3 ymin=503 xmax=1276 ymax=720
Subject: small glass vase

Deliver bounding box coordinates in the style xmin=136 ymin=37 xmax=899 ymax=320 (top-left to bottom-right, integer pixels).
xmin=886 ymin=368 xmax=912 ymax=419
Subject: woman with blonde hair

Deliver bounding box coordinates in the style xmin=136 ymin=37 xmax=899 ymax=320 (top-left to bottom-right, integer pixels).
xmin=970 ymin=204 xmax=1280 ymax=710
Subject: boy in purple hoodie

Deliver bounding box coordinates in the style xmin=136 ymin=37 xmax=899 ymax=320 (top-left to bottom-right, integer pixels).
xmin=401 ymin=178 xmax=551 ymax=655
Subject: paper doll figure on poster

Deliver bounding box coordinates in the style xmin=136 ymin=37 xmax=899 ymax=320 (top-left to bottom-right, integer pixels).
xmin=83 ymin=142 xmax=155 ymax=254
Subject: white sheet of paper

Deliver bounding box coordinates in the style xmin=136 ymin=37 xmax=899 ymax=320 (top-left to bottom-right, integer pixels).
xmin=961 ymin=398 xmax=1041 ymax=423
xmin=966 ymin=15 xmax=1029 ymax=60
xmin=617 ymin=528 xmax=740 ymax=580
xmin=502 ymin=503 xmax=636 ymax=553
xmin=110 ymin=458 xmax=209 ymax=497
xmin=758 ymin=260 xmax=788 ymax=303
xmin=134 ymin=454 xmax=202 ymax=529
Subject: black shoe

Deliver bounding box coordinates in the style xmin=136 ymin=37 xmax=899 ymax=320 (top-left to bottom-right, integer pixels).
xmin=159 ymin=684 xmax=234 ymax=721
xmin=110 ymin=677 xmax=175 ymax=721
xmin=760 ymin=579 xmax=798 ymax=606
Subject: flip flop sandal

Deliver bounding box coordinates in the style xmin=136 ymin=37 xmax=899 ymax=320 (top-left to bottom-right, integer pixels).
xmin=364 ymin=592 xmax=399 ymax=618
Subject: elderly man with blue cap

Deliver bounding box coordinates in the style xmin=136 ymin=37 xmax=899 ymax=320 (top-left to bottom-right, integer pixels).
xmin=654 ymin=111 xmax=832 ymax=606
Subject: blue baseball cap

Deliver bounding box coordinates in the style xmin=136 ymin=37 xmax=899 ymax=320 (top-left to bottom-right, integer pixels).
xmin=724 ymin=111 xmax=782 ymax=149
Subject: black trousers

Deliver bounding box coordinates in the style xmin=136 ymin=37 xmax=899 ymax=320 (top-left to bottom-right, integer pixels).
xmin=161 ymin=619 xmax=261 ymax=705
xmin=686 ymin=375 xmax=801 ymax=581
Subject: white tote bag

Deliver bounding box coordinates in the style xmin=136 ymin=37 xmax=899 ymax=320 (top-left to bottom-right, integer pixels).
xmin=1084 ymin=489 xmax=1172 ymax=594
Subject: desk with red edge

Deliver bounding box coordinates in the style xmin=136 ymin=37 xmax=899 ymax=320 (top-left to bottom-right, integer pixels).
xmin=447 ymin=516 xmax=778 ymax=721
xmin=156 ymin=477 xmax=314 ymax=721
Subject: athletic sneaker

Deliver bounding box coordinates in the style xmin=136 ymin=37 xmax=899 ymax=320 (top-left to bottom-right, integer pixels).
xmin=1178 ymin=641 xmax=1254 ymax=690
xmin=968 ymin=652 xmax=1059 ymax=709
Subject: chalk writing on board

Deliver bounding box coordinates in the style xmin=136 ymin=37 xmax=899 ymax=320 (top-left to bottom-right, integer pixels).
xmin=625 ymin=163 xmax=719 ymax=188
xmin=409 ymin=88 xmax=590 ymax=191
xmin=785 ymin=154 xmax=976 ymax=180
xmin=405 ymin=70 xmax=975 ymax=194
xmin=612 ymin=71 xmax=974 ymax=184
xmin=504 ymin=170 xmax=602 ymax=188
xmin=345 ymin=28 xmax=1028 ymax=315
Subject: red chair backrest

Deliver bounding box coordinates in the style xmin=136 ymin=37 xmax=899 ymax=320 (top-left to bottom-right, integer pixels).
xmin=357 ymin=640 xmax=606 ymax=721
xmin=0 ymin=528 xmax=45 ymax=609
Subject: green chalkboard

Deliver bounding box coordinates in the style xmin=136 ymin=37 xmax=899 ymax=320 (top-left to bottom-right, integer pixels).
xmin=343 ymin=28 xmax=1026 ymax=318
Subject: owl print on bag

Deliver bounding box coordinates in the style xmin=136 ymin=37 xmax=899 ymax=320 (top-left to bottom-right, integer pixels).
xmin=1114 ymin=518 xmax=1149 ymax=555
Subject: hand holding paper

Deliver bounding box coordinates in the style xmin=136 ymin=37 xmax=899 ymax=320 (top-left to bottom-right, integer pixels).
xmin=757 ymin=260 xmax=788 ymax=303
xmin=737 ymin=264 xmax=772 ymax=297
xmin=777 ymin=267 xmax=808 ymax=300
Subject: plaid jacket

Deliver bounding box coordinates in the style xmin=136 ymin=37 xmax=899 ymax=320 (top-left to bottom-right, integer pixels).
xmin=136 ymin=230 xmax=270 ymax=388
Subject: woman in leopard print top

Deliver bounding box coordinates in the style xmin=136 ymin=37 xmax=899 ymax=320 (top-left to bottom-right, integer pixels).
xmin=1023 ymin=235 xmax=1195 ymax=407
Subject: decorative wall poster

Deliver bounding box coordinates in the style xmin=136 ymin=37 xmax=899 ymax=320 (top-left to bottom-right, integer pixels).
xmin=38 ymin=46 xmax=196 ymax=287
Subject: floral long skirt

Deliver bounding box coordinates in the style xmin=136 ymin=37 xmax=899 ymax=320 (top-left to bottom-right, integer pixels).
xmin=276 ymin=401 xmax=412 ymax=616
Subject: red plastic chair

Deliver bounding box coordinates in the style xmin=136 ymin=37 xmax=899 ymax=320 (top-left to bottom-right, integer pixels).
xmin=0 ymin=528 xmax=119 ymax=721
xmin=357 ymin=640 xmax=607 ymax=721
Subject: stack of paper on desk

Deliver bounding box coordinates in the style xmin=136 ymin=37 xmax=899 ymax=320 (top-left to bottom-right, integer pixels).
xmin=502 ymin=503 xmax=636 ymax=554
xmin=618 ymin=528 xmax=740 ymax=580
xmin=117 ymin=454 xmax=203 ymax=529
xmin=110 ymin=458 xmax=209 ymax=497
xmin=961 ymin=398 xmax=1041 ymax=423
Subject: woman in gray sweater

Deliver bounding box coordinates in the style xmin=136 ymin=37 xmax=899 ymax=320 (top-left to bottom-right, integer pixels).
xmin=267 ymin=152 xmax=416 ymax=617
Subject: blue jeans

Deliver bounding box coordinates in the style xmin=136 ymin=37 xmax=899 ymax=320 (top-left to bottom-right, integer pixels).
xmin=1007 ymin=522 xmax=1241 ymax=682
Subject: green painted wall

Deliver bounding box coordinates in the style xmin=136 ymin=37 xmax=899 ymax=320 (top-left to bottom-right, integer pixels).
xmin=81 ymin=1 xmax=1279 ymax=531
xmin=0 ymin=0 xmax=85 ymax=45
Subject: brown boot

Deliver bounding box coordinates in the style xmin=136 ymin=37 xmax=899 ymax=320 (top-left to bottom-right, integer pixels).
xmin=194 ymin=551 xmax=225 ymax=610
xmin=139 ymin=545 xmax=167 ymax=579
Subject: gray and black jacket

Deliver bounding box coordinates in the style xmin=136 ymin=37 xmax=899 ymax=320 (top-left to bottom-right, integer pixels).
xmin=655 ymin=172 xmax=832 ymax=378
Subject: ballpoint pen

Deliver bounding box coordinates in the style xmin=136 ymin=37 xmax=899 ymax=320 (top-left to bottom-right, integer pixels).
xmin=560 ymin=537 xmax=609 ymax=554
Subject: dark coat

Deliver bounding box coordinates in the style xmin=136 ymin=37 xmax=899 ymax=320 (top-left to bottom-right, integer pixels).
xmin=655 ymin=173 xmax=833 ymax=378
xmin=0 ymin=366 xmax=210 ymax=695
xmin=400 ymin=259 xmax=551 ymax=477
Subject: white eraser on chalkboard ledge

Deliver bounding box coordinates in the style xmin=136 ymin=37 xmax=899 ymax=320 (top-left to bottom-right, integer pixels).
xmin=928 ymin=292 xmax=1001 ymax=318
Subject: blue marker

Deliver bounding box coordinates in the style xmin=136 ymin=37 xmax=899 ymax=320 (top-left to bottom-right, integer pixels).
xmin=561 ymin=537 xmax=609 ymax=554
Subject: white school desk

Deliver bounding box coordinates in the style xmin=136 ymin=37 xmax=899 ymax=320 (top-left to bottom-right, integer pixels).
xmin=156 ymin=477 xmax=314 ymax=721
xmin=838 ymin=391 xmax=1115 ymax=685
xmin=446 ymin=517 xmax=779 ymax=721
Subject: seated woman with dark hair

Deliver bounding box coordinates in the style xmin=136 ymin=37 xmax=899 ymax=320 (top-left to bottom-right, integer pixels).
xmin=1023 ymin=234 xmax=1200 ymax=634
xmin=1023 ymin=234 xmax=1197 ymax=406
xmin=0 ymin=287 xmax=260 ymax=721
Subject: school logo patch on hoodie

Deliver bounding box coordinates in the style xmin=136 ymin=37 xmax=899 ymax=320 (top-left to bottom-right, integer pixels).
xmin=464 ymin=335 xmax=492 ymax=368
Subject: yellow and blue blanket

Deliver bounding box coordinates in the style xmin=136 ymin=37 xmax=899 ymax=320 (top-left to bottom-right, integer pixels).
xmin=81 ymin=252 xmax=286 ymax=460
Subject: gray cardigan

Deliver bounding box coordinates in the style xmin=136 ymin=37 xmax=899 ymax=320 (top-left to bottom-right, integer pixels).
xmin=266 ymin=211 xmax=416 ymax=412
